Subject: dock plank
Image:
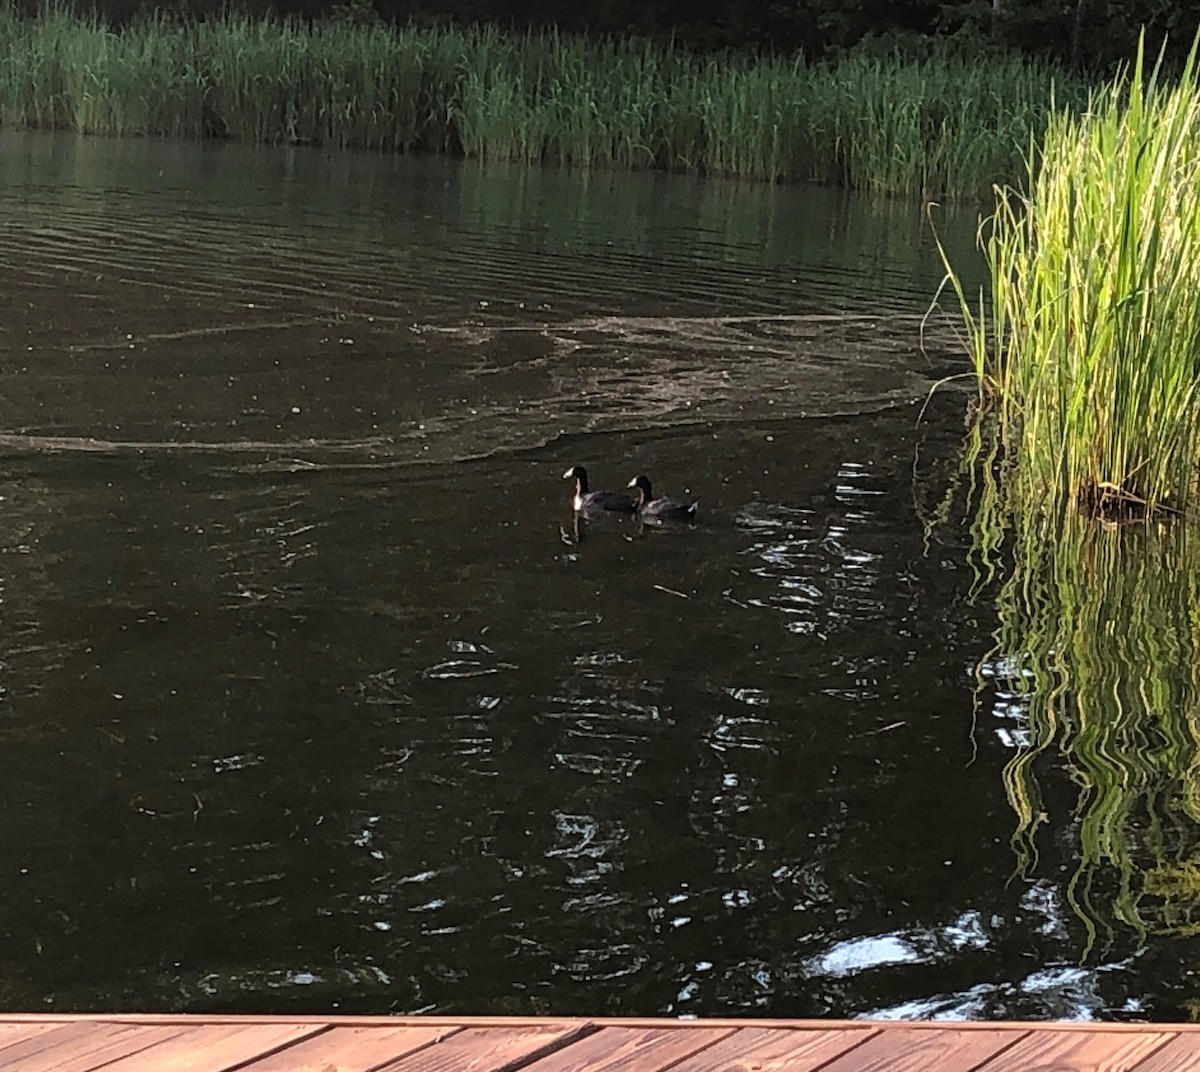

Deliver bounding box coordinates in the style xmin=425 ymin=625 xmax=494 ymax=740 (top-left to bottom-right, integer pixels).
xmin=977 ymin=1029 xmax=1176 ymax=1071
xmin=0 ymin=1022 xmax=75 ymax=1056
xmin=818 ymin=1027 xmax=1025 ymax=1072
xmin=668 ymin=1025 xmax=881 ymax=1071
xmin=239 ymin=1024 xmax=462 ymax=1072
xmin=519 ymin=1025 xmax=736 ymax=1071
xmin=0 ymin=1021 xmax=134 ymax=1068
xmin=374 ymin=1023 xmax=592 ymax=1072
xmin=93 ymin=1023 xmax=329 ymax=1072
xmin=3 ymin=1023 xmax=192 ymax=1072
xmin=3 ymin=1015 xmax=1200 ymax=1072
xmin=1129 ymin=1034 xmax=1200 ymax=1072
xmin=0 ymin=1022 xmax=60 ymax=1056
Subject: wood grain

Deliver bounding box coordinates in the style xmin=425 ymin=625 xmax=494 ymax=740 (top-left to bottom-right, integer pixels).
xmin=374 ymin=1023 xmax=593 ymax=1072
xmin=0 ymin=1014 xmax=1195 ymax=1072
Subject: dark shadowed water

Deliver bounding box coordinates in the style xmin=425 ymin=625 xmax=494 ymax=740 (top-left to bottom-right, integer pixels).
xmin=1 ymin=130 xmax=1197 ymax=1021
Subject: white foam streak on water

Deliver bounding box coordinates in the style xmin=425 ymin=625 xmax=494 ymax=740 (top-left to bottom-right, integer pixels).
xmin=0 ymin=131 xmax=973 ymax=467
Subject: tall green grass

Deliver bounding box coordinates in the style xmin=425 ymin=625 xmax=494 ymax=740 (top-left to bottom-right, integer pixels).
xmin=926 ymin=32 xmax=1200 ymax=948
xmin=0 ymin=4 xmax=1083 ymax=198
xmin=938 ymin=35 xmax=1200 ymax=521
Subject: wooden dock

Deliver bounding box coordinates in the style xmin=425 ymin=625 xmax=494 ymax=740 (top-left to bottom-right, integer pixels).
xmin=1 ymin=1014 xmax=1198 ymax=1071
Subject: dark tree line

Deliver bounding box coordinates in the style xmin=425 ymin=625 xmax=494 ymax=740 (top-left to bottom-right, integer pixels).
xmin=32 ymin=0 xmax=1200 ymax=70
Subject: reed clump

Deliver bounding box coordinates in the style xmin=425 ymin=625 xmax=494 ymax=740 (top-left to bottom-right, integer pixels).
xmin=938 ymin=35 xmax=1200 ymax=522
xmin=0 ymin=3 xmax=1080 ymax=199
xmin=930 ymin=34 xmax=1200 ymax=952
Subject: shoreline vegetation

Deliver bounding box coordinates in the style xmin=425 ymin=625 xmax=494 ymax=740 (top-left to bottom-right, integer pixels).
xmin=0 ymin=4 xmax=1089 ymax=199
xmin=939 ymin=36 xmax=1200 ymax=527
xmin=931 ymin=36 xmax=1200 ymax=944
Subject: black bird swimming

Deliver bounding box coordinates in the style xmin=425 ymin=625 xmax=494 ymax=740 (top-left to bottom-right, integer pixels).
xmin=627 ymin=474 xmax=699 ymax=522
xmin=563 ymin=465 xmax=637 ymax=513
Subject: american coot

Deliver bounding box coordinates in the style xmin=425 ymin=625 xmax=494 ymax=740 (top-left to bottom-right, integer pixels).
xmin=563 ymin=465 xmax=636 ymax=513
xmin=627 ymin=474 xmax=699 ymax=521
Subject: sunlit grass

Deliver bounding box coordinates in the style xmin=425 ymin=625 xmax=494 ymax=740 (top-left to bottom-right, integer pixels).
xmin=926 ymin=31 xmax=1200 ymax=953
xmin=0 ymin=3 xmax=1082 ymax=198
xmin=938 ymin=35 xmax=1200 ymax=522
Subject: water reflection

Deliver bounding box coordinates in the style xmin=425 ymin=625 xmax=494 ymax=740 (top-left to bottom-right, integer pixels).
xmin=977 ymin=513 xmax=1200 ymax=953
xmin=4 ymin=130 xmax=1192 ymax=1022
xmin=0 ymin=130 xmax=976 ymax=466
xmin=733 ymin=458 xmax=888 ymax=640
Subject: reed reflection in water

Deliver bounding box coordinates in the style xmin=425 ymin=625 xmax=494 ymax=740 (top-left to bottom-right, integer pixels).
xmin=979 ymin=508 xmax=1200 ymax=949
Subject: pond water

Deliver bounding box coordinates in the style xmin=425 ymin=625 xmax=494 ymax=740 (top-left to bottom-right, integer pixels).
xmin=0 ymin=130 xmax=1196 ymax=1021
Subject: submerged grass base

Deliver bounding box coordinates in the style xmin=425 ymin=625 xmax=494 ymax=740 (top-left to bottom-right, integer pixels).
xmin=1076 ymin=481 xmax=1186 ymax=523
xmin=0 ymin=4 xmax=1083 ymax=198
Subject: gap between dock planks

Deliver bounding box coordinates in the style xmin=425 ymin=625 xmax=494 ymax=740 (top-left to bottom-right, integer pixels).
xmin=1 ymin=1014 xmax=1199 ymax=1071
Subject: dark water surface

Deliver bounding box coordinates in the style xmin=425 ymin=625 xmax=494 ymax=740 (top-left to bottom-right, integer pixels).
xmin=1 ymin=131 xmax=1195 ymax=1020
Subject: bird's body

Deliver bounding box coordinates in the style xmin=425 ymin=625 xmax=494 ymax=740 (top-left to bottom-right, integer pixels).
xmin=563 ymin=465 xmax=637 ymax=514
xmin=627 ymin=474 xmax=699 ymax=522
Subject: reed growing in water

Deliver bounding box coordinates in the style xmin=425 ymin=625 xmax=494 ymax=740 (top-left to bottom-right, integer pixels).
xmin=938 ymin=36 xmax=1200 ymax=522
xmin=917 ymin=30 xmax=1200 ymax=952
xmin=0 ymin=3 xmax=1081 ymax=198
